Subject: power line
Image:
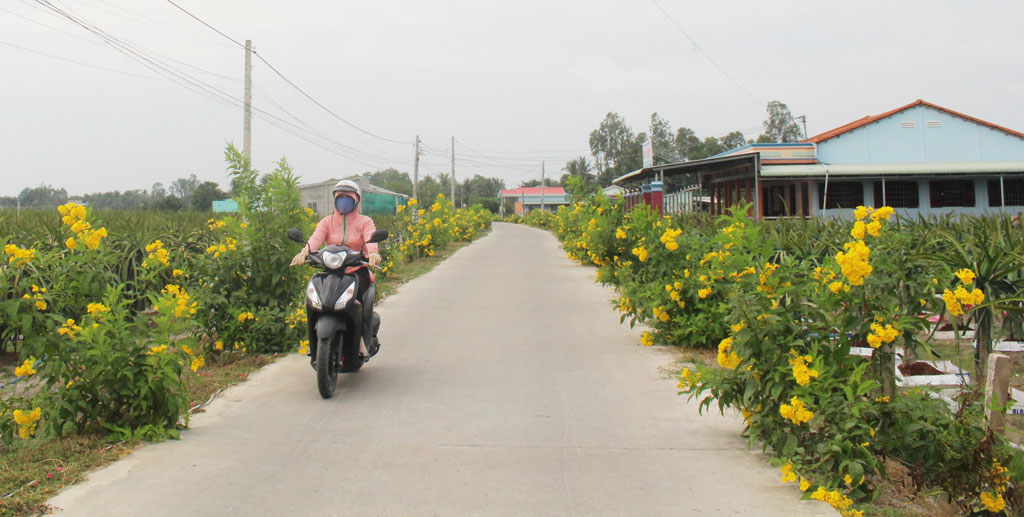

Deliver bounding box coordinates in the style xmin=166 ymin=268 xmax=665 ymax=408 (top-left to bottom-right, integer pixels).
xmin=33 ymin=0 xmax=404 ymax=171
xmin=165 ymin=0 xmax=414 ymax=146
xmin=0 ymin=39 xmax=153 ymax=79
xmin=649 ymin=0 xmax=761 ymax=105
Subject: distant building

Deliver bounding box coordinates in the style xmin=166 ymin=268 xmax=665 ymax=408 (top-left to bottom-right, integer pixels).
xmin=500 ymin=187 xmax=569 ymax=215
xmin=299 ymin=176 xmax=408 ymax=217
xmin=212 ymin=199 xmax=238 ymax=213
xmin=615 ymin=99 xmax=1024 ymax=218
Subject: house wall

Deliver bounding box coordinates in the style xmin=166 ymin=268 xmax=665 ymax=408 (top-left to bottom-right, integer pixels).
xmin=817 ymin=105 xmax=1024 ymax=164
xmin=810 ymin=177 xmax=1024 ymax=219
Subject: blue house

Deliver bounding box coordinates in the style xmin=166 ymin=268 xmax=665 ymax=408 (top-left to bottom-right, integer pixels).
xmin=615 ymin=100 xmax=1024 ymax=219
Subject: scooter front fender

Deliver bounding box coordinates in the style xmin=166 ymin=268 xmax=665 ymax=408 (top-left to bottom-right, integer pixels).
xmin=315 ymin=313 xmax=348 ymax=341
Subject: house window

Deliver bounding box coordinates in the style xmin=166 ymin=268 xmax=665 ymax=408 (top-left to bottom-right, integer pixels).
xmin=307 ymin=202 xmax=318 ymax=213
xmin=818 ymin=181 xmax=864 ymax=210
xmin=929 ymin=180 xmax=975 ymax=208
xmin=873 ymin=181 xmax=919 ymax=208
xmin=987 ymin=178 xmax=1024 ymax=207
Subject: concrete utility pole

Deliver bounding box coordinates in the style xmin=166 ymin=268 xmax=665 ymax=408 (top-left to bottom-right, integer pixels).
xmin=451 ymin=136 xmax=456 ymax=205
xmin=243 ymin=40 xmax=253 ymax=160
xmin=540 ymin=161 xmax=546 ymax=212
xmin=413 ymin=135 xmax=420 ymax=200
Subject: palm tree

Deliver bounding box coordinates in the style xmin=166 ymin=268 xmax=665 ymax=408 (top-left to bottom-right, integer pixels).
xmin=561 ymin=156 xmax=594 ymax=185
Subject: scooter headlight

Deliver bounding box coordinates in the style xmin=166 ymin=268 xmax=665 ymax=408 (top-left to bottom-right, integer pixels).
xmin=322 ymin=251 xmax=346 ymax=270
xmin=334 ymin=282 xmax=357 ymax=310
xmin=306 ymin=280 xmax=322 ymax=310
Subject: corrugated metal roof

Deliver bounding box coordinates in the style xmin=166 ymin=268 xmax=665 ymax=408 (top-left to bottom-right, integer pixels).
xmin=762 ymin=161 xmax=1024 ymax=177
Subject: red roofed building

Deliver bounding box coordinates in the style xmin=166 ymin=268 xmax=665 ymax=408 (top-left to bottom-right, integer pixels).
xmin=500 ymin=187 xmax=568 ymax=215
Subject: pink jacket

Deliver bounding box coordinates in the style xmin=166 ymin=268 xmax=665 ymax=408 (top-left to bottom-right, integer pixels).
xmin=307 ymin=205 xmax=379 ymax=256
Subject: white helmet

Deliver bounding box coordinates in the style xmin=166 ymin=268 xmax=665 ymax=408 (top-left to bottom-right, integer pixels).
xmin=332 ymin=179 xmax=361 ymax=201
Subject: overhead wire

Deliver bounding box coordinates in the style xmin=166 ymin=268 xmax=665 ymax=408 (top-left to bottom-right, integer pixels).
xmin=34 ymin=0 xmax=402 ymax=170
xmin=649 ymin=0 xmax=761 ymax=105
xmin=0 ymin=39 xmax=154 ymax=79
xmin=164 ymin=0 xmax=414 ymax=146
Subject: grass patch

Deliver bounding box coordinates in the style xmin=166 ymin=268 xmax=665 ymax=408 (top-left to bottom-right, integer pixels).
xmin=183 ymin=353 xmax=274 ymax=413
xmin=0 ymin=434 xmax=138 ymax=516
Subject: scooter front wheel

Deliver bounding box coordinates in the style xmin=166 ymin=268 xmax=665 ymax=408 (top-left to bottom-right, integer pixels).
xmin=316 ymin=336 xmax=337 ymax=398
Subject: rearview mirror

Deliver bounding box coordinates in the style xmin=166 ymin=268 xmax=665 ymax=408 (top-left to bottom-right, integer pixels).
xmin=368 ymin=229 xmax=389 ymax=243
xmin=286 ymin=228 xmax=305 ymax=243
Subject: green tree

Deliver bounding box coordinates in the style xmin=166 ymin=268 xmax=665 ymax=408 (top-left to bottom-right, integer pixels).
xmin=519 ymin=178 xmax=559 ymax=188
xmin=720 ymin=131 xmax=747 ymax=151
xmin=589 ymin=112 xmax=642 ymax=186
xmin=191 ymin=181 xmax=228 ymax=211
xmin=363 ymin=168 xmax=412 ymax=196
xmin=649 ymin=113 xmax=678 ymax=164
xmin=762 ymin=100 xmax=803 ymax=143
xmin=170 ymin=174 xmax=200 ymax=206
xmin=559 ymin=156 xmax=594 ymax=186
xmin=18 ymin=185 xmax=68 ymax=208
xmin=417 ymin=175 xmax=442 ymax=202
xmin=674 ymin=127 xmax=702 ymax=160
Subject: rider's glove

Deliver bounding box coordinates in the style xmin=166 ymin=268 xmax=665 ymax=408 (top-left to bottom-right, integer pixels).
xmin=368 ymin=252 xmax=382 ymax=267
xmin=290 ymin=248 xmax=309 ymax=266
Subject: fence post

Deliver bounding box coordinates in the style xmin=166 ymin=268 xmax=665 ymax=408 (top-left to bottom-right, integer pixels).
xmin=985 ymin=353 xmax=1011 ymax=433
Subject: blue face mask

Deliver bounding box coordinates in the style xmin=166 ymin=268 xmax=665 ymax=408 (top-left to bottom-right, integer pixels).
xmin=336 ymin=196 xmax=356 ymax=214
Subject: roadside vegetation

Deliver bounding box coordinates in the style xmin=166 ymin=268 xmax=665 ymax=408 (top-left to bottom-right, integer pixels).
xmin=0 ymin=144 xmax=492 ymax=516
xmin=520 ymin=185 xmax=1024 ymax=516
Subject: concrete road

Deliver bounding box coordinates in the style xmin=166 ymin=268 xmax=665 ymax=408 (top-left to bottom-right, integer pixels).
xmin=49 ymin=222 xmax=830 ymax=516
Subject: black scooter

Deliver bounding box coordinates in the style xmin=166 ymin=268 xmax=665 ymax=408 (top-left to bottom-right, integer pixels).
xmin=287 ymin=228 xmax=388 ymax=398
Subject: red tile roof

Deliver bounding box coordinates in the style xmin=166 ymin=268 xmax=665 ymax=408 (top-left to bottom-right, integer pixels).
xmin=501 ymin=187 xmax=566 ymax=196
xmin=804 ymin=99 xmax=1024 ymax=144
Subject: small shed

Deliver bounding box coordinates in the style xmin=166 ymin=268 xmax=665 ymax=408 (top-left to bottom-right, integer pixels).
xmin=212 ymin=199 xmax=239 ymax=213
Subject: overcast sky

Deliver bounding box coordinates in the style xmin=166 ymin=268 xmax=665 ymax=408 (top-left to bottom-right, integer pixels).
xmin=3 ymin=0 xmax=1023 ymax=197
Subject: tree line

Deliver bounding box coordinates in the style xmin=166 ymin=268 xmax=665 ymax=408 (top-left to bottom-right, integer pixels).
xmin=361 ymin=168 xmax=505 ymax=212
xmin=0 ymin=174 xmax=229 ymax=211
xmin=572 ymin=100 xmax=804 ymax=187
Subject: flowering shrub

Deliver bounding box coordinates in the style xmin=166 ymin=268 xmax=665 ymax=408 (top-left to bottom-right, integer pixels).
xmin=523 ymin=197 xmax=1024 ymax=515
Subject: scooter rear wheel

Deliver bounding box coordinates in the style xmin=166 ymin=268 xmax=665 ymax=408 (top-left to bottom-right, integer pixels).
xmin=316 ymin=336 xmax=337 ymax=398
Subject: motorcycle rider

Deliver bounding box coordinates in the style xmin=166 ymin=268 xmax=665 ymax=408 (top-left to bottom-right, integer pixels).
xmin=290 ymin=179 xmax=383 ymax=357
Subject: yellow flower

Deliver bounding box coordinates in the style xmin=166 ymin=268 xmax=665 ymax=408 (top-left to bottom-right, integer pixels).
xmin=237 ymin=311 xmax=255 ymax=323
xmin=865 ymin=220 xmax=882 ymax=237
xmin=86 ymin=302 xmax=110 ymax=317
xmin=980 ymin=491 xmax=1005 ymax=513
xmin=189 ymin=355 xmax=205 ymax=372
xmin=14 ymin=358 xmax=37 ymax=377
xmin=66 ymin=237 xmax=78 ymax=250
xmin=13 ymin=407 xmax=42 ymax=439
xmin=850 ymin=221 xmax=866 ymax=240
xmin=641 ymin=331 xmax=654 ymax=347
xmin=698 ymin=287 xmax=712 ymax=299
xmin=148 ymin=344 xmax=168 ymax=355
xmin=298 ymin=339 xmax=309 ymax=355
xmin=954 ymin=268 xmax=976 ymax=285
xmin=844 ymin=474 xmax=853 ymax=485
xmin=780 ymin=463 xmax=797 ymax=483
xmin=717 ymin=337 xmax=742 ymax=369
xmin=779 ymin=396 xmax=814 ymax=425
xmin=799 ymin=478 xmax=810 ymax=491
xmin=942 ymin=289 xmax=964 ymax=316
xmin=215 ymin=340 xmax=224 ymax=351
xmin=615 ymin=228 xmax=627 ymax=239
xmin=172 ymin=269 xmax=183 ymax=277
xmin=854 ymin=206 xmax=872 ymax=221
xmin=34 ymin=299 xmax=47 ymax=311
xmin=871 ymin=206 xmax=894 ymax=221
xmin=789 ymin=353 xmax=819 ymax=386
xmin=730 ymin=321 xmax=747 ymax=333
